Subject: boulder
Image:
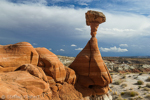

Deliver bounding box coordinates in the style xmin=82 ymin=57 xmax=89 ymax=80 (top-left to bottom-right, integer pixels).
xmin=0 ymin=42 xmax=38 ymax=72
xmin=0 ymin=71 xmax=51 ymax=100
xmin=36 ymin=47 xmax=66 ymax=83
xmin=86 ymin=10 xmax=106 ymax=26
xmin=86 ymin=10 xmax=106 ymax=37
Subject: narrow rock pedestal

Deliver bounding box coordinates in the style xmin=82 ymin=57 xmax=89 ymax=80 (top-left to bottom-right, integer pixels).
xmin=69 ymin=10 xmax=112 ymax=99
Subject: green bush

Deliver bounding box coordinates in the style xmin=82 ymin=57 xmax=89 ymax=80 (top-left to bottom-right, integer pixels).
xmin=130 ymin=91 xmax=139 ymax=97
xmin=121 ymin=92 xmax=125 ymax=95
xmin=137 ymin=80 xmax=144 ymax=85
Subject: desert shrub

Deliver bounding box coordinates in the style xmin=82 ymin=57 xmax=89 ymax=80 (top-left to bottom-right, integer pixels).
xmin=146 ymin=77 xmax=150 ymax=81
xmin=134 ymin=76 xmax=138 ymax=79
xmin=146 ymin=83 xmax=150 ymax=88
xmin=138 ymin=86 xmax=142 ymax=89
xmin=146 ymin=94 xmax=150 ymax=99
xmin=121 ymin=92 xmax=125 ymax=95
xmin=124 ymin=91 xmax=139 ymax=97
xmin=121 ymin=83 xmax=127 ymax=88
xmin=122 ymin=75 xmax=126 ymax=79
xmin=130 ymin=91 xmax=139 ymax=97
xmin=137 ymin=80 xmax=144 ymax=85
xmin=129 ymin=88 xmax=133 ymax=90
xmin=143 ymin=87 xmax=150 ymax=91
xmin=139 ymin=72 xmax=143 ymax=75
xmin=143 ymin=93 xmax=147 ymax=95
xmin=114 ymin=95 xmax=124 ymax=100
xmin=114 ymin=80 xmax=123 ymax=85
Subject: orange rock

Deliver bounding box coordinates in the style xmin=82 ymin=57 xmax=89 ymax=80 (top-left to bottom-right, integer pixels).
xmin=0 ymin=71 xmax=51 ymax=100
xmin=86 ymin=10 xmax=106 ymax=37
xmin=18 ymin=64 xmax=48 ymax=82
xmin=0 ymin=42 xmax=38 ymax=72
xmin=47 ymin=76 xmax=56 ymax=86
xmin=36 ymin=47 xmax=66 ymax=83
xmin=65 ymin=67 xmax=76 ymax=85
xmin=69 ymin=10 xmax=112 ymax=96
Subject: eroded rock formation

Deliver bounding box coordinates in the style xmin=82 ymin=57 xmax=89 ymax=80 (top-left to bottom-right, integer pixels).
xmin=0 ymin=42 xmax=38 ymax=72
xmin=0 ymin=10 xmax=112 ymax=100
xmin=69 ymin=10 xmax=112 ymax=98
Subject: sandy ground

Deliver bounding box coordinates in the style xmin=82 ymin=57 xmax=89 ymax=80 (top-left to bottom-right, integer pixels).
xmin=109 ymin=73 xmax=150 ymax=100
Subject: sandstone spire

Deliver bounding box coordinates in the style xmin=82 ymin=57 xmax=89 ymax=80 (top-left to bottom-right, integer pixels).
xmin=69 ymin=10 xmax=112 ymax=98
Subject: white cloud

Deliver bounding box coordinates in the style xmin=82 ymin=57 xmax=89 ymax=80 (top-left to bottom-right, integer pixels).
xmin=78 ymin=2 xmax=88 ymax=6
xmin=60 ymin=49 xmax=65 ymax=51
xmin=49 ymin=48 xmax=52 ymax=50
xmin=75 ymin=48 xmax=83 ymax=50
xmin=119 ymin=44 xmax=128 ymax=47
xmin=75 ymin=28 xmax=83 ymax=31
xmin=33 ymin=43 xmax=37 ymax=45
xmin=71 ymin=44 xmax=77 ymax=47
xmin=100 ymin=46 xmax=128 ymax=52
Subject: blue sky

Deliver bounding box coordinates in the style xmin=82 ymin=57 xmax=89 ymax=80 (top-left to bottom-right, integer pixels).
xmin=0 ymin=0 xmax=150 ymax=57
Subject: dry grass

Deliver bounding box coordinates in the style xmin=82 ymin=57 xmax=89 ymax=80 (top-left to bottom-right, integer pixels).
xmin=146 ymin=83 xmax=150 ymax=88
xmin=114 ymin=80 xmax=123 ymax=85
xmin=121 ymin=83 xmax=127 ymax=88
xmin=145 ymin=94 xmax=150 ymax=99
xmin=124 ymin=91 xmax=139 ymax=97
xmin=146 ymin=77 xmax=150 ymax=82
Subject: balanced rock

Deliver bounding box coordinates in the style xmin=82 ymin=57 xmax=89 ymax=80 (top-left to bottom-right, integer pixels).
xmin=0 ymin=42 xmax=39 ymax=72
xmin=86 ymin=10 xmax=106 ymax=37
xmin=36 ymin=47 xmax=66 ymax=83
xmin=69 ymin=10 xmax=112 ymax=96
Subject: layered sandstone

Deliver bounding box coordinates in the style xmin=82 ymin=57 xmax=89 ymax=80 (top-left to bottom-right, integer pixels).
xmin=0 ymin=42 xmax=38 ymax=72
xmin=0 ymin=69 xmax=51 ymax=100
xmin=69 ymin=10 xmax=112 ymax=97
xmin=36 ymin=47 xmax=66 ymax=83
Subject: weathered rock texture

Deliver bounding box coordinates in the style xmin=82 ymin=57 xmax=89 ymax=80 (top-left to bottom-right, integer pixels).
xmin=0 ymin=42 xmax=38 ymax=72
xmin=0 ymin=69 xmax=51 ymax=100
xmin=69 ymin=10 xmax=112 ymax=97
xmin=36 ymin=47 xmax=67 ymax=83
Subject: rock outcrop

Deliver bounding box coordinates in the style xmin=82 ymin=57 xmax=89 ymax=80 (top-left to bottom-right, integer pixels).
xmin=36 ymin=47 xmax=66 ymax=83
xmin=0 ymin=70 xmax=51 ymax=100
xmin=69 ymin=10 xmax=112 ymax=97
xmin=0 ymin=42 xmax=38 ymax=72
